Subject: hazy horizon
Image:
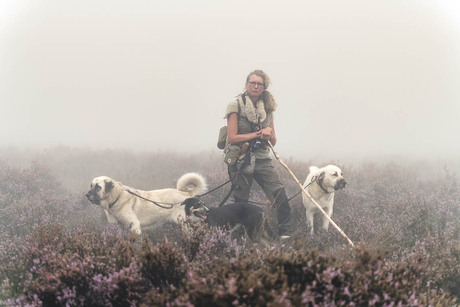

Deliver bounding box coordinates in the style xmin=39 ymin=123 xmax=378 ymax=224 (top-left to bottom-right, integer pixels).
xmin=1 ymin=0 xmax=459 ymax=162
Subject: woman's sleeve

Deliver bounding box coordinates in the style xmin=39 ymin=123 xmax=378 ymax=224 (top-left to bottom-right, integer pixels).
xmin=225 ymin=100 xmax=239 ymax=118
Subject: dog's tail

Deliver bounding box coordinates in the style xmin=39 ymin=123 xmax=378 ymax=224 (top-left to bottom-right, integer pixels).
xmin=177 ymin=172 xmax=207 ymax=196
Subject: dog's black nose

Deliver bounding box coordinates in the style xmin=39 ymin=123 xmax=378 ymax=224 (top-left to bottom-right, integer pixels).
xmin=335 ymin=179 xmax=347 ymax=190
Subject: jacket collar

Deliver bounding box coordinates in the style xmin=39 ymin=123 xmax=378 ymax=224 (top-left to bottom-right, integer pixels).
xmin=237 ymin=93 xmax=267 ymax=125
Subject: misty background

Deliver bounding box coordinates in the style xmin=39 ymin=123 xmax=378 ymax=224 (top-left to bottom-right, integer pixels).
xmin=1 ymin=0 xmax=459 ymax=163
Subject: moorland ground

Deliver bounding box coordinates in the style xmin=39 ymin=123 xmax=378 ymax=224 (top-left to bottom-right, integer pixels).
xmin=0 ymin=146 xmax=459 ymax=306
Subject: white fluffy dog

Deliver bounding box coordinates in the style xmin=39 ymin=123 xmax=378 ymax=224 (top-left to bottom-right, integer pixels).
xmin=86 ymin=173 xmax=207 ymax=234
xmin=302 ymin=165 xmax=346 ymax=235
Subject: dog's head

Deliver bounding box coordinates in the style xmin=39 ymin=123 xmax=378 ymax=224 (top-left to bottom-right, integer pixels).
xmin=182 ymin=197 xmax=210 ymax=223
xmin=85 ymin=176 xmax=118 ymax=208
xmin=317 ymin=165 xmax=347 ymax=192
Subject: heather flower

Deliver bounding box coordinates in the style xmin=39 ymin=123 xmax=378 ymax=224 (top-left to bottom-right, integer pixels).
xmin=0 ymin=150 xmax=458 ymax=305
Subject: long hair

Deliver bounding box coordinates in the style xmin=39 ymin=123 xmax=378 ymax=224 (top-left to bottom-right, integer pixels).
xmin=245 ymin=69 xmax=277 ymax=113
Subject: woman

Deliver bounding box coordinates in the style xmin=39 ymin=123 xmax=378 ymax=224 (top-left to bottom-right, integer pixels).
xmin=224 ymin=70 xmax=291 ymax=237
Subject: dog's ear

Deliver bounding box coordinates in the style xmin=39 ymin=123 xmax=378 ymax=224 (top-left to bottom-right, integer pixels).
xmin=318 ymin=171 xmax=325 ymax=181
xmin=181 ymin=197 xmax=192 ymax=206
xmin=105 ymin=180 xmax=114 ymax=192
xmin=182 ymin=198 xmax=193 ymax=216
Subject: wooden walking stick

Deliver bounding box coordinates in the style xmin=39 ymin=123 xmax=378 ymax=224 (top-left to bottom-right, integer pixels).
xmin=267 ymin=141 xmax=355 ymax=248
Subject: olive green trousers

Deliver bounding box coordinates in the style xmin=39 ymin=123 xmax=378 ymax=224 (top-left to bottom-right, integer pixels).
xmin=228 ymin=158 xmax=291 ymax=235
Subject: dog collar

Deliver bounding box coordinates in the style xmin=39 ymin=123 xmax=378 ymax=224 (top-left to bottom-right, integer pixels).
xmin=108 ymin=195 xmax=121 ymax=208
xmin=317 ymin=178 xmax=332 ymax=194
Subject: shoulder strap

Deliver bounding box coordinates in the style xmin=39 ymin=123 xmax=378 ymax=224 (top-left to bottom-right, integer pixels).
xmin=236 ymin=93 xmax=242 ymax=119
xmin=237 ymin=92 xmax=259 ymax=132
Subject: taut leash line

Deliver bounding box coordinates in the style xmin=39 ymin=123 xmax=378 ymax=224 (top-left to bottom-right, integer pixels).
xmin=122 ymin=186 xmax=175 ymax=209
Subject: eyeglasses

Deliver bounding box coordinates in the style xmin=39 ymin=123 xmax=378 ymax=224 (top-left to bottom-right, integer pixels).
xmin=248 ymin=81 xmax=264 ymax=88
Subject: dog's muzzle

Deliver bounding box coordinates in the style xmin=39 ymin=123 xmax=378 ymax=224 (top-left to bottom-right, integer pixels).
xmin=86 ymin=191 xmax=100 ymax=205
xmin=193 ymin=208 xmax=209 ymax=220
xmin=183 ymin=197 xmax=210 ymax=220
xmin=194 ymin=201 xmax=210 ymax=220
xmin=335 ymin=179 xmax=347 ymax=191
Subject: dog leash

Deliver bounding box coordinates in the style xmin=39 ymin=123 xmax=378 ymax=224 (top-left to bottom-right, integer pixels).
xmin=194 ymin=177 xmax=234 ymax=207
xmin=286 ymin=176 xmax=318 ymax=202
xmin=120 ymin=177 xmax=236 ymax=210
xmin=198 ymin=161 xmax=310 ymax=207
xmin=197 ymin=155 xmax=251 ymax=207
xmin=121 ymin=186 xmax=176 ymax=209
xmin=216 ymin=152 xmax=257 ymax=207
xmin=198 ymin=178 xmax=232 ymax=197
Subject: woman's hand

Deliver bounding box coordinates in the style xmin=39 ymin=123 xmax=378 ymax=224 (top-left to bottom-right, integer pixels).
xmin=227 ymin=113 xmax=277 ymax=146
xmin=258 ymin=127 xmax=273 ymax=141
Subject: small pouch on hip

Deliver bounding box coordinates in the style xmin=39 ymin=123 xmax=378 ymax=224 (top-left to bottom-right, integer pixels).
xmin=224 ymin=144 xmax=241 ymax=166
xmin=217 ymin=126 xmax=227 ymax=149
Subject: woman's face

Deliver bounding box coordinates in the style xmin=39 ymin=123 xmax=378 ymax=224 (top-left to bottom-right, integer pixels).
xmin=245 ymin=74 xmax=265 ymax=100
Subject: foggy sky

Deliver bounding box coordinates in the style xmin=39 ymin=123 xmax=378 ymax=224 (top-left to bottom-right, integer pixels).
xmin=1 ymin=0 xmax=459 ymax=162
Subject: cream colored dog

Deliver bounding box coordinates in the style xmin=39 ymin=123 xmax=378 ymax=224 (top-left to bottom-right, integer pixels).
xmin=86 ymin=173 xmax=207 ymax=234
xmin=302 ymin=165 xmax=346 ymax=235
